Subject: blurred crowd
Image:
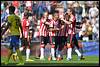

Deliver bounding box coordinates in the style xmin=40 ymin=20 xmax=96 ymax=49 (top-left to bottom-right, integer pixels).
xmin=1 ymin=1 xmax=99 ymax=42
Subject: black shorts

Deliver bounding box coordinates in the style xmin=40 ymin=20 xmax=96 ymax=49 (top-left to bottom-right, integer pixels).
xmin=21 ymin=38 xmax=30 ymax=47
xmin=67 ymin=34 xmax=79 ymax=48
xmin=61 ymin=36 xmax=67 ymax=45
xmin=56 ymin=36 xmax=66 ymax=50
xmin=55 ymin=36 xmax=66 ymax=46
xmin=40 ymin=36 xmax=49 ymax=45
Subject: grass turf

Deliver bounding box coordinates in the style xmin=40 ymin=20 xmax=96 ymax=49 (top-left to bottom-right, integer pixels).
xmin=1 ymin=55 xmax=99 ymax=66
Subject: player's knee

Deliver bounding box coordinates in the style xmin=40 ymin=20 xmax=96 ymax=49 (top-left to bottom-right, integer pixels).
xmin=40 ymin=44 xmax=45 ymax=48
xmin=64 ymin=45 xmax=67 ymax=49
xmin=78 ymin=44 xmax=83 ymax=48
xmin=51 ymin=44 xmax=55 ymax=48
xmin=22 ymin=46 xmax=25 ymax=49
xmin=67 ymin=43 xmax=72 ymax=48
xmin=78 ymin=41 xmax=83 ymax=48
xmin=27 ymin=46 xmax=30 ymax=49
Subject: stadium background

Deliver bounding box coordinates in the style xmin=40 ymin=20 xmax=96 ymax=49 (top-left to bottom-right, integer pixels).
xmin=1 ymin=1 xmax=99 ymax=66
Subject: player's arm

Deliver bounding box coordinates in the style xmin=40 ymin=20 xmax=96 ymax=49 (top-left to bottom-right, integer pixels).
xmin=44 ymin=21 xmax=50 ymax=25
xmin=61 ymin=18 xmax=72 ymax=24
xmin=42 ymin=18 xmax=50 ymax=26
xmin=1 ymin=17 xmax=11 ymax=36
xmin=48 ymin=22 xmax=55 ymax=31
xmin=60 ymin=25 xmax=64 ymax=30
xmin=49 ymin=27 xmax=59 ymax=31
xmin=17 ymin=17 xmax=23 ymax=38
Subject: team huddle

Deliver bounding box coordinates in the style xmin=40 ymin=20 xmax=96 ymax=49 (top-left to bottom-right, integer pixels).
xmin=1 ymin=5 xmax=85 ymax=65
xmin=39 ymin=9 xmax=84 ymax=61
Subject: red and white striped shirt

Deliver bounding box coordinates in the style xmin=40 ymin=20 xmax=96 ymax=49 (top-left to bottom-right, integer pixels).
xmin=66 ymin=16 xmax=76 ymax=36
xmin=21 ymin=18 xmax=30 ymax=38
xmin=49 ymin=19 xmax=56 ymax=36
xmin=39 ymin=18 xmax=48 ymax=37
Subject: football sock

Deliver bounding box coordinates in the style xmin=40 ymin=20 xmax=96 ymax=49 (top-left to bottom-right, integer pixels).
xmin=16 ymin=49 xmax=23 ymax=63
xmin=75 ymin=49 xmax=81 ymax=57
xmin=40 ymin=48 xmax=44 ymax=58
xmin=19 ymin=47 xmax=24 ymax=51
xmin=58 ymin=50 xmax=61 ymax=57
xmin=26 ymin=48 xmax=30 ymax=60
xmin=79 ymin=48 xmax=84 ymax=56
xmin=51 ymin=47 xmax=55 ymax=58
xmin=6 ymin=50 xmax=13 ymax=63
xmin=40 ymin=44 xmax=44 ymax=58
xmin=67 ymin=48 xmax=72 ymax=59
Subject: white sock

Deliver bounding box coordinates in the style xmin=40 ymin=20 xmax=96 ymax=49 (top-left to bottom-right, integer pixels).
xmin=26 ymin=48 xmax=30 ymax=60
xmin=67 ymin=48 xmax=72 ymax=59
xmin=58 ymin=54 xmax=61 ymax=57
xmin=19 ymin=47 xmax=24 ymax=51
xmin=51 ymin=48 xmax=55 ymax=58
xmin=58 ymin=51 xmax=61 ymax=57
xmin=40 ymin=48 xmax=44 ymax=58
xmin=75 ymin=49 xmax=81 ymax=57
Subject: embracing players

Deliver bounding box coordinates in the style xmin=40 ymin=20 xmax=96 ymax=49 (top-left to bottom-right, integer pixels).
xmin=61 ymin=8 xmax=82 ymax=61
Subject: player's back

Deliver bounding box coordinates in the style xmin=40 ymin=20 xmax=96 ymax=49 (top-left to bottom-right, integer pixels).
xmin=7 ymin=14 xmax=21 ymax=36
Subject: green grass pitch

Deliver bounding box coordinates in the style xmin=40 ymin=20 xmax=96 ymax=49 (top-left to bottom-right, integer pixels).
xmin=1 ymin=55 xmax=99 ymax=66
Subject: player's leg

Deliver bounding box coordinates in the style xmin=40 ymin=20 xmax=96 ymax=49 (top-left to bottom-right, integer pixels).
xmin=50 ymin=36 xmax=56 ymax=60
xmin=73 ymin=35 xmax=82 ymax=60
xmin=60 ymin=36 xmax=66 ymax=60
xmin=44 ymin=36 xmax=50 ymax=56
xmin=57 ymin=36 xmax=63 ymax=61
xmin=78 ymin=40 xmax=85 ymax=60
xmin=16 ymin=48 xmax=24 ymax=65
xmin=4 ymin=36 xmax=14 ymax=64
xmin=66 ymin=35 xmax=72 ymax=61
xmin=40 ymin=36 xmax=45 ymax=60
xmin=12 ymin=38 xmax=25 ymax=62
xmin=12 ymin=38 xmax=25 ymax=61
xmin=46 ymin=35 xmax=51 ymax=56
xmin=19 ymin=38 xmax=25 ymax=51
xmin=75 ymin=33 xmax=85 ymax=59
xmin=14 ymin=36 xmax=24 ymax=65
xmin=25 ymin=38 xmax=33 ymax=61
xmin=55 ymin=36 xmax=58 ymax=58
xmin=12 ymin=47 xmax=18 ymax=61
xmin=4 ymin=49 xmax=13 ymax=65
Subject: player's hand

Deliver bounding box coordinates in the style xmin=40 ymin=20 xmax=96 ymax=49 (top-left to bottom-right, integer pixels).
xmin=56 ymin=28 xmax=60 ymax=31
xmin=20 ymin=33 xmax=24 ymax=39
xmin=20 ymin=34 xmax=22 ymax=38
xmin=60 ymin=18 xmax=64 ymax=21
xmin=43 ymin=19 xmax=46 ymax=23
xmin=26 ymin=35 xmax=30 ymax=42
xmin=2 ymin=34 xmax=6 ymax=39
xmin=1 ymin=35 xmax=4 ymax=39
xmin=49 ymin=28 xmax=55 ymax=31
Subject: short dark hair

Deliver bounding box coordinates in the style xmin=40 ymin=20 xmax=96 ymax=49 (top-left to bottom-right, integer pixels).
xmin=9 ymin=6 xmax=15 ymax=14
xmin=53 ymin=10 xmax=59 ymax=16
xmin=4 ymin=2 xmax=8 ymax=8
xmin=24 ymin=12 xmax=29 ymax=19
xmin=68 ymin=8 xmax=75 ymax=16
xmin=54 ymin=10 xmax=59 ymax=14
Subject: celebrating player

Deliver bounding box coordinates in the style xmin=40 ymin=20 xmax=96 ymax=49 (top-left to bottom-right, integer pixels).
xmin=39 ymin=11 xmax=49 ymax=60
xmin=47 ymin=11 xmax=65 ymax=61
xmin=47 ymin=13 xmax=58 ymax=61
xmin=19 ymin=12 xmax=33 ymax=62
xmin=61 ymin=8 xmax=82 ymax=61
